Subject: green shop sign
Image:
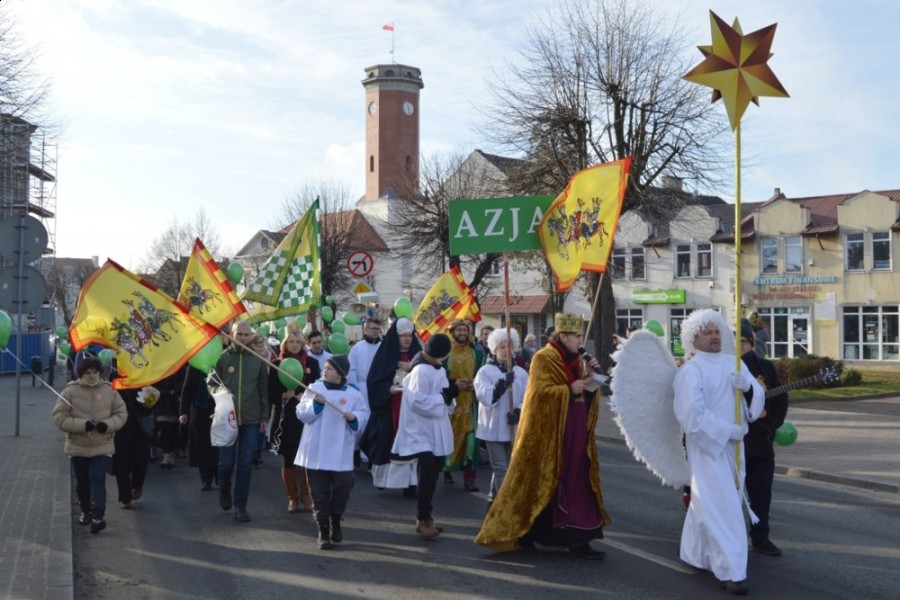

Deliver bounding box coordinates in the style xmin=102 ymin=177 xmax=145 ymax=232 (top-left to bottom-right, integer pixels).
xmin=448 ymin=195 xmax=555 ymax=255
xmin=632 ymin=289 xmax=686 ymax=304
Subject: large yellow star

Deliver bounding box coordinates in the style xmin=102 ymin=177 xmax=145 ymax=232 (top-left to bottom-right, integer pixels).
xmin=684 ymin=11 xmax=789 ymax=130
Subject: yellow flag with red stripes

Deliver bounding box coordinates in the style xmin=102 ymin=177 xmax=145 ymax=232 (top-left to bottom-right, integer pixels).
xmin=69 ymin=260 xmax=220 ymax=390
xmin=413 ymin=267 xmax=481 ymax=341
xmin=538 ymin=158 xmax=632 ymax=290
xmin=178 ymin=238 xmax=246 ymax=329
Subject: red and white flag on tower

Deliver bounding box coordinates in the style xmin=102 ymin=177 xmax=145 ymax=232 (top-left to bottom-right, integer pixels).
xmin=382 ymin=24 xmax=394 ymax=31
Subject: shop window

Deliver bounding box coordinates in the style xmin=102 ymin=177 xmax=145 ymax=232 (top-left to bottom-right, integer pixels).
xmin=846 ymin=233 xmax=864 ymax=271
xmin=842 ymin=305 xmax=899 ymax=361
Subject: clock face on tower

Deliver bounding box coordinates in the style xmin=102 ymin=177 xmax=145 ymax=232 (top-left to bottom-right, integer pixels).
xmin=368 ymin=101 xmax=377 ymax=115
xmin=402 ymin=101 xmax=414 ymax=116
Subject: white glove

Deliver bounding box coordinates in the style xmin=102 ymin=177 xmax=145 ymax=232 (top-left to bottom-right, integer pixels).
xmin=731 ymin=372 xmax=751 ymax=393
xmin=730 ymin=422 xmax=749 ymax=440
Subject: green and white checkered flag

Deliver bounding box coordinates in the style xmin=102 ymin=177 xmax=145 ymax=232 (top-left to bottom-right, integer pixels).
xmin=242 ymin=200 xmax=321 ymax=324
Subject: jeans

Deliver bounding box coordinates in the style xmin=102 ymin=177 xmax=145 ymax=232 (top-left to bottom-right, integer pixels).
xmin=485 ymin=440 xmax=513 ymax=501
xmin=71 ymin=455 xmax=112 ymax=520
xmin=218 ymin=424 xmax=259 ymax=509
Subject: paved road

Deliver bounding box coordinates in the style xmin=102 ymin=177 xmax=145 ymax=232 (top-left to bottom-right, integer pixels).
xmin=2 ymin=364 xmax=899 ymax=599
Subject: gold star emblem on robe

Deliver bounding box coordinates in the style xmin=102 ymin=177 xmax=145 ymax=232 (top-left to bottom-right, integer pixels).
xmin=684 ymin=11 xmax=789 ymax=130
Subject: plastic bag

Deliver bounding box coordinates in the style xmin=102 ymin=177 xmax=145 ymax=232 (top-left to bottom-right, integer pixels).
xmin=210 ymin=390 xmax=238 ymax=447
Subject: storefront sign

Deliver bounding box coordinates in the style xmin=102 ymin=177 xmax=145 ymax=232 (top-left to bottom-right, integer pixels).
xmin=751 ymin=275 xmax=837 ymax=286
xmin=448 ymin=195 xmax=554 ymax=255
xmin=633 ymin=289 xmax=686 ymax=304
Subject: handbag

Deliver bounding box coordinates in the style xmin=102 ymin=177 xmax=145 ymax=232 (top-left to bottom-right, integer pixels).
xmin=210 ymin=390 xmax=238 ymax=447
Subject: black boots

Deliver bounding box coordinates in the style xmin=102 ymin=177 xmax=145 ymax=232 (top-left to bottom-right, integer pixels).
xmin=317 ymin=520 xmax=332 ymax=550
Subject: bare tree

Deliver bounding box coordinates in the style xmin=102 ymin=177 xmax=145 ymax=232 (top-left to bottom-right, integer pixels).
xmin=138 ymin=208 xmax=224 ymax=295
xmin=387 ymin=151 xmax=504 ymax=298
xmin=272 ymin=179 xmax=356 ymax=300
xmin=482 ymin=0 xmax=730 ymax=367
xmin=0 ymin=7 xmax=54 ymax=127
xmin=45 ymin=259 xmax=96 ymax=326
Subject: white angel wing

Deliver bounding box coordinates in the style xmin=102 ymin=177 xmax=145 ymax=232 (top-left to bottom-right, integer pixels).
xmin=609 ymin=330 xmax=689 ymax=488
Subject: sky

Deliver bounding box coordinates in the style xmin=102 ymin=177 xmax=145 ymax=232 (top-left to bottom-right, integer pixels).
xmin=10 ymin=0 xmax=900 ymax=270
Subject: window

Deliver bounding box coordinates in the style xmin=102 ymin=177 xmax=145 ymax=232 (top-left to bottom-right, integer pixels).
xmin=616 ymin=308 xmax=643 ymax=337
xmin=611 ymin=248 xmax=626 ymax=278
xmin=873 ymin=232 xmax=891 ymax=270
xmin=785 ymin=236 xmax=803 ymax=273
xmin=670 ymin=308 xmax=694 ymax=356
xmin=630 ymin=248 xmax=645 ymax=280
xmin=676 ymin=245 xmax=691 ymax=278
xmin=846 ymin=233 xmax=864 ymax=271
xmin=486 ymin=260 xmax=501 ymax=277
xmin=697 ymin=243 xmax=712 ymax=278
xmin=842 ymin=305 xmax=899 ymax=360
xmin=761 ymin=238 xmax=778 ymax=274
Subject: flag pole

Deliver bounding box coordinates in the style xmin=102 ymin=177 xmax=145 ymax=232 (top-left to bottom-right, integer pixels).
xmin=733 ymin=122 xmax=743 ymax=488
xmin=502 ymin=252 xmax=515 ymax=438
xmin=582 ymin=272 xmax=605 ymax=345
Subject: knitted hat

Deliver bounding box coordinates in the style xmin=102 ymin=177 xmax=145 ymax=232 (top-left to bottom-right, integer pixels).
xmin=740 ymin=318 xmax=755 ymax=343
xmin=554 ymin=313 xmax=583 ymax=334
xmin=396 ymin=317 xmax=414 ymax=335
xmin=325 ymin=355 xmax=350 ymax=380
xmin=424 ymin=333 xmax=452 ymax=360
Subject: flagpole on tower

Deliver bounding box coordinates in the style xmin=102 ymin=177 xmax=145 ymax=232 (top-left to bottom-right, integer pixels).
xmin=383 ymin=23 xmax=395 ymax=61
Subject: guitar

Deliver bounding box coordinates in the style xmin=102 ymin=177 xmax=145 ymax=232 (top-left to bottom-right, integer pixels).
xmin=763 ymin=367 xmax=840 ymax=399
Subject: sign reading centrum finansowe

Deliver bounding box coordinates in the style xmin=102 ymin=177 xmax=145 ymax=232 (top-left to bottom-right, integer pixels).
xmin=448 ymin=195 xmax=555 ymax=256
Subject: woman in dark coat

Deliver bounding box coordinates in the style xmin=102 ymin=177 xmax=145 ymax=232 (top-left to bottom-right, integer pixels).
xmin=110 ymin=378 xmax=152 ymax=508
xmin=362 ymin=317 xmax=421 ymax=496
xmin=153 ymin=368 xmax=187 ymax=470
xmin=179 ymin=364 xmax=219 ymax=490
xmin=268 ymin=326 xmax=320 ymax=512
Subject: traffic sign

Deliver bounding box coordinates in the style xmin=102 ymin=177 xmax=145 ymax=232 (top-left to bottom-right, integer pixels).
xmin=346 ymin=250 xmax=374 ymax=277
xmin=353 ymin=281 xmax=372 ymax=294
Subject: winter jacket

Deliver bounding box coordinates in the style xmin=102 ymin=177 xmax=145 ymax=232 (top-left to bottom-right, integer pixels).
xmin=208 ymin=345 xmax=269 ymax=426
xmin=52 ymin=378 xmax=128 ymax=457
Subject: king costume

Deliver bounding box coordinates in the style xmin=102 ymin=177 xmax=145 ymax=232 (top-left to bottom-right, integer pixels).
xmin=475 ymin=315 xmax=611 ymax=553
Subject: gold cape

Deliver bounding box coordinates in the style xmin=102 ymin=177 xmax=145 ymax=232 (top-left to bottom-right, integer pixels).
xmin=474 ymin=343 xmax=611 ymax=551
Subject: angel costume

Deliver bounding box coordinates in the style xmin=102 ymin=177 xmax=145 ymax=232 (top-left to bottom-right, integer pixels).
xmin=673 ymin=310 xmax=764 ymax=584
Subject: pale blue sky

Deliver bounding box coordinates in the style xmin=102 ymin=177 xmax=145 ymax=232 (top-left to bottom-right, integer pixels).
xmin=12 ymin=0 xmax=900 ymax=268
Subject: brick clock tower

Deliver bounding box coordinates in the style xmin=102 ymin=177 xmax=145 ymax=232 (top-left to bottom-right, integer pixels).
xmin=361 ymin=64 xmax=424 ymax=201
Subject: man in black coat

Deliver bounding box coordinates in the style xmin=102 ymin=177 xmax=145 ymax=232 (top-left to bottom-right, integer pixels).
xmin=740 ymin=319 xmax=789 ymax=556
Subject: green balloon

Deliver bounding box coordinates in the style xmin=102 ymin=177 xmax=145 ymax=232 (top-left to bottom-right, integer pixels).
xmin=774 ymin=421 xmax=798 ymax=446
xmin=643 ymin=319 xmax=665 ymax=337
xmin=321 ymin=306 xmax=334 ymax=323
xmin=325 ymin=295 xmax=334 ymax=306
xmin=56 ymin=326 xmax=68 ymax=338
xmin=188 ymin=336 xmax=224 ymax=374
xmin=294 ymin=314 xmax=307 ymax=328
xmin=0 ymin=309 xmax=11 ymax=350
xmin=98 ymin=348 xmax=116 ymax=365
xmin=277 ymin=326 xmax=286 ymax=340
xmin=393 ymin=297 xmax=413 ymax=319
xmin=226 ymin=262 xmax=244 ymax=284
xmin=328 ymin=332 xmax=350 ymax=355
xmin=274 ymin=317 xmax=287 ymax=329
xmin=342 ymin=312 xmax=360 ymax=325
xmin=330 ymin=320 xmax=346 ymax=334
xmin=58 ymin=341 xmax=72 ymax=356
xmin=257 ymin=325 xmax=270 ymax=337
xmin=278 ymin=357 xmax=304 ymax=390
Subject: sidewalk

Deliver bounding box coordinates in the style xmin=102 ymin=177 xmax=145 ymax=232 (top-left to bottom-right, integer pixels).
xmin=0 ymin=366 xmax=73 ymax=600
xmin=1 ymin=367 xmax=898 ymax=600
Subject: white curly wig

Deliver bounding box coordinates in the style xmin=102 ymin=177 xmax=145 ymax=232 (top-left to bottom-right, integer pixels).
xmin=487 ymin=327 xmax=520 ymax=355
xmin=680 ymin=308 xmax=736 ymax=359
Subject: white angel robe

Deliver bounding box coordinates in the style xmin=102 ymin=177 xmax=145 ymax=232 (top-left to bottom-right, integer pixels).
xmin=673 ymin=351 xmax=764 ymax=583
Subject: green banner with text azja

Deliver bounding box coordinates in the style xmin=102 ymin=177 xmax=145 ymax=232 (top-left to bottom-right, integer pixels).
xmin=448 ymin=195 xmax=555 ymax=256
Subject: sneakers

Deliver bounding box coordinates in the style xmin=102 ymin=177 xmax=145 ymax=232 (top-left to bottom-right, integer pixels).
xmin=415 ymin=519 xmax=440 ymax=538
xmin=89 ymin=518 xmax=106 ymax=534
xmin=569 ymin=543 xmax=606 ymax=560
xmin=219 ymin=490 xmax=232 ymax=511
xmin=752 ymin=539 xmax=782 ymax=556
xmin=234 ymin=507 xmax=251 ymax=523
xmin=722 ymin=580 xmax=749 ymax=595
xmin=78 ymin=512 xmax=91 ymax=526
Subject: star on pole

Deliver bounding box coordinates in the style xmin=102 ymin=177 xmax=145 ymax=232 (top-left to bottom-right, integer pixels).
xmin=683 ymin=11 xmax=789 ymax=130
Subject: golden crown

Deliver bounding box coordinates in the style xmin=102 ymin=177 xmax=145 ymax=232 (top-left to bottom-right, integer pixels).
xmin=554 ymin=313 xmax=583 ymax=333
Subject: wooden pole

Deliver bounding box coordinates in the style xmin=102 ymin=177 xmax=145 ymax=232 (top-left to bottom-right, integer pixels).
xmin=734 ymin=123 xmax=743 ymax=487
xmin=503 ymin=252 xmax=515 ymax=438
